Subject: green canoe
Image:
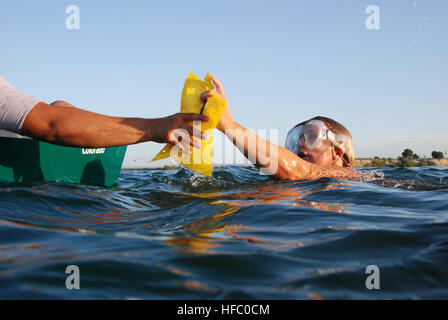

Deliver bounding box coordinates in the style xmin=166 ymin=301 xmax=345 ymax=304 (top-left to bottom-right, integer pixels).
xmin=0 ymin=130 xmax=127 ymax=187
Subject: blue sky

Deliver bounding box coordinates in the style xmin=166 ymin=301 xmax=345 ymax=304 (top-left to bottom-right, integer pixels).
xmin=1 ymin=0 xmax=447 ymax=167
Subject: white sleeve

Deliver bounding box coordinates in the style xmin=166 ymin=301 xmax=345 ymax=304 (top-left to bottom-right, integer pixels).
xmin=0 ymin=75 xmax=41 ymax=134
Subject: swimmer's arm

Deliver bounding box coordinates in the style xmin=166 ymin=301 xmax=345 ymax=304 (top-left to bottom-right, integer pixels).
xmin=220 ymin=121 xmax=365 ymax=181
xmin=200 ymin=76 xmax=306 ymax=179
xmin=201 ymin=75 xmax=366 ymax=181
xmin=22 ymin=101 xmax=208 ymax=152
xmin=306 ymin=162 xmax=368 ymax=180
xmin=220 ymin=120 xmax=311 ymax=180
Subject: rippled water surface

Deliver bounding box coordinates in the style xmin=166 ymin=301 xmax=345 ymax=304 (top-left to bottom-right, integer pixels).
xmin=1 ymin=166 xmax=448 ymax=299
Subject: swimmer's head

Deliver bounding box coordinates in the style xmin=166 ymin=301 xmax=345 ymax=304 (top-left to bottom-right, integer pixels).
xmin=285 ymin=116 xmax=355 ymax=168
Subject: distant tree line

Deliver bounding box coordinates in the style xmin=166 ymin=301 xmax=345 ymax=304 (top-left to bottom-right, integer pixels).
xmin=397 ymin=148 xmax=443 ymax=167
xmin=364 ymin=148 xmax=444 ymax=168
xmin=432 ymin=151 xmax=444 ymax=159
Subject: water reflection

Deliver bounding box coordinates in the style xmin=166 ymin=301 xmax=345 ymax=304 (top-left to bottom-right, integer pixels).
xmin=225 ymin=181 xmax=352 ymax=213
xmin=163 ymin=181 xmax=354 ymax=254
xmin=1 ymin=179 xmax=354 ymax=256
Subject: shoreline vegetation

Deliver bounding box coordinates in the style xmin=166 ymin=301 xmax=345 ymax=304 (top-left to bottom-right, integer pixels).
xmin=354 ymin=149 xmax=447 ymax=168
xmin=354 ymin=158 xmax=448 ymax=168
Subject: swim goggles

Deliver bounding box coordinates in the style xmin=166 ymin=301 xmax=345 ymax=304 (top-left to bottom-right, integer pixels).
xmin=285 ymin=120 xmax=347 ymax=155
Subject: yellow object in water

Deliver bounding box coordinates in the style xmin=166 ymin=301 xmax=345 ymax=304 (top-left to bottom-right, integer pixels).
xmin=152 ymin=73 xmax=227 ymax=176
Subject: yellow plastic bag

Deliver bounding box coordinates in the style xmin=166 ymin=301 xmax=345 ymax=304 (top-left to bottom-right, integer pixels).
xmin=152 ymin=73 xmax=227 ymax=176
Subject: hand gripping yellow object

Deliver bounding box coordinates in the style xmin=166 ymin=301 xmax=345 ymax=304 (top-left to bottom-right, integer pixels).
xmin=152 ymin=73 xmax=227 ymax=176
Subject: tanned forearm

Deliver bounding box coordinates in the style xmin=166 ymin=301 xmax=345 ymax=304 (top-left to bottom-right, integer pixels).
xmin=22 ymin=102 xmax=208 ymax=150
xmin=23 ymin=103 xmax=158 ymax=147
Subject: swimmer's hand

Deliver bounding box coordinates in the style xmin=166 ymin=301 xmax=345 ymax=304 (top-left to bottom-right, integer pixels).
xmin=200 ymin=75 xmax=234 ymax=132
xmin=151 ymin=113 xmax=209 ymax=154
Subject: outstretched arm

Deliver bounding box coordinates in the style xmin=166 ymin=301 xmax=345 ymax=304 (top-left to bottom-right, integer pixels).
xmin=217 ymin=119 xmax=312 ymax=180
xmin=201 ymin=76 xmax=365 ymax=181
xmin=22 ymin=101 xmax=208 ymax=154
xmin=216 ymin=117 xmax=362 ymax=180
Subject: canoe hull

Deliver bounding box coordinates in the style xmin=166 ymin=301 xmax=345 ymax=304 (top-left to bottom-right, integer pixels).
xmin=0 ymin=137 xmax=127 ymax=187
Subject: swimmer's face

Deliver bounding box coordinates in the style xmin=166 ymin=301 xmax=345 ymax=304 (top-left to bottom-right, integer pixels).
xmin=297 ymin=139 xmax=343 ymax=166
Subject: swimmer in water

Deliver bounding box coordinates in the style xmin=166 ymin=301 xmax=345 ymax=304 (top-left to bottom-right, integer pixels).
xmin=200 ymin=75 xmax=368 ymax=181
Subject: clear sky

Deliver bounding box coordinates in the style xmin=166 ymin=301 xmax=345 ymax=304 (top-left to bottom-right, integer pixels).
xmin=1 ymin=0 xmax=447 ymax=168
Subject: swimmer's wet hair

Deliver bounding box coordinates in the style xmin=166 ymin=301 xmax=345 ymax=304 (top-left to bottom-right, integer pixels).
xmin=297 ymin=116 xmax=355 ymax=168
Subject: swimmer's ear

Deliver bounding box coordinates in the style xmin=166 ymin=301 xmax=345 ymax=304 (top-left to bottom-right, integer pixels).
xmin=333 ymin=146 xmax=344 ymax=159
xmin=331 ymin=146 xmax=345 ymax=167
